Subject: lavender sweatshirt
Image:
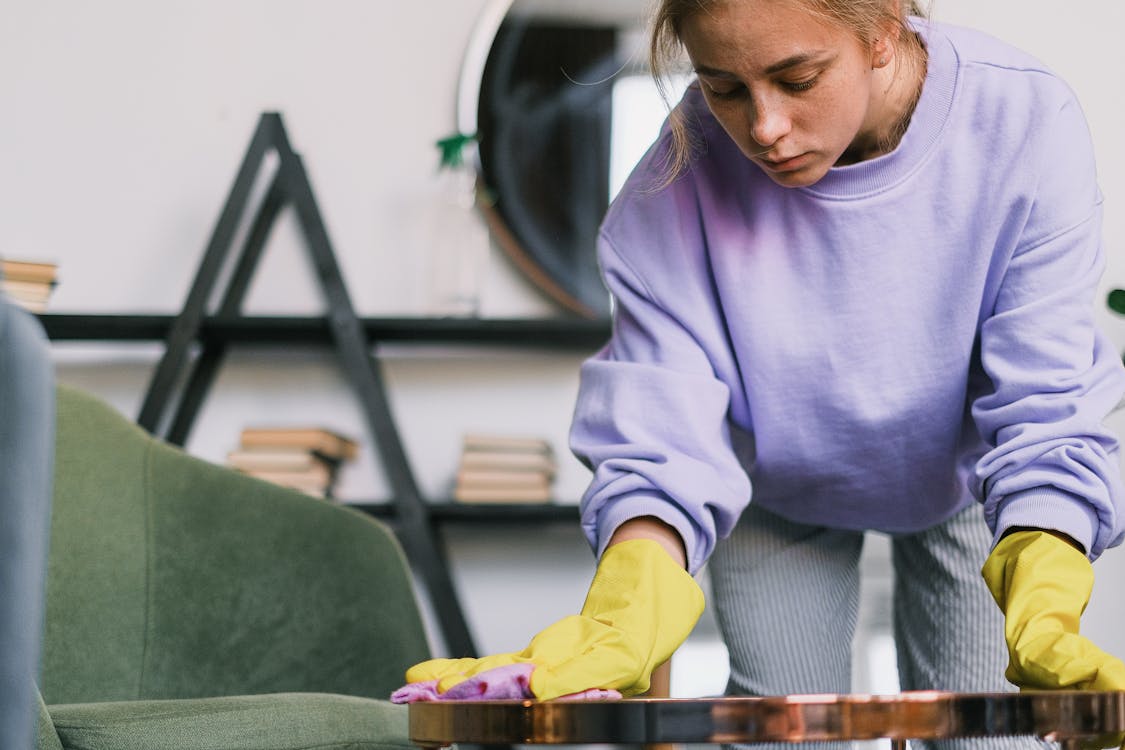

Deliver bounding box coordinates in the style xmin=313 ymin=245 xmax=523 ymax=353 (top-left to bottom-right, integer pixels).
xmin=570 ymin=20 xmax=1125 ymax=574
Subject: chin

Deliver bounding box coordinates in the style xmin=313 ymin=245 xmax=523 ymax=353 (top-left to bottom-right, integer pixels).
xmin=761 ymin=166 xmax=828 ymax=188
xmin=749 ymin=151 xmax=831 ymax=188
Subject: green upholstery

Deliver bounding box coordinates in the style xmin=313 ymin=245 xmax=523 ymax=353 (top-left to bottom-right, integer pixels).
xmin=48 ymin=694 xmax=408 ymax=750
xmin=38 ymin=385 xmax=431 ymax=749
xmin=35 ymin=692 xmax=62 ymax=750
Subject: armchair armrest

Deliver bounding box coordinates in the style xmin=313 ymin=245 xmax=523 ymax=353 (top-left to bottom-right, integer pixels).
xmin=35 ymin=688 xmax=63 ymax=750
xmin=46 ymin=693 xmax=410 ymax=750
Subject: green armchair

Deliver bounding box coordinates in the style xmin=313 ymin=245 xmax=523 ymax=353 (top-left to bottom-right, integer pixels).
xmin=37 ymin=385 xmax=431 ymax=750
xmin=1 ymin=299 xmax=54 ymax=750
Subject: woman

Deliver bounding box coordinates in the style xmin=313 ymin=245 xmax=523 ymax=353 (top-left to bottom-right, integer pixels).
xmin=396 ymin=0 xmax=1125 ymax=722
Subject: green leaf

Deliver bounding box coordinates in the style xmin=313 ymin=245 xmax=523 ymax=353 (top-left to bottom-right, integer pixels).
xmin=1108 ymin=289 xmax=1125 ymax=315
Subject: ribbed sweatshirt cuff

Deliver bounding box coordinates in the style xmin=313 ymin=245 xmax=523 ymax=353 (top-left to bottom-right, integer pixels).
xmin=586 ymin=490 xmax=707 ymax=575
xmin=993 ymin=488 xmax=1100 ymax=559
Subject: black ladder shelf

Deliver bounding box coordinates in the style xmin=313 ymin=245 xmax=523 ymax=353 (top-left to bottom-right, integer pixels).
xmin=40 ymin=112 xmax=607 ymax=658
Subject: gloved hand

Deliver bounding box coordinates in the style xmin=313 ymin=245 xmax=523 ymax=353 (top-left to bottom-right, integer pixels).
xmin=981 ymin=529 xmax=1125 ymax=692
xmin=400 ymin=538 xmax=704 ymax=701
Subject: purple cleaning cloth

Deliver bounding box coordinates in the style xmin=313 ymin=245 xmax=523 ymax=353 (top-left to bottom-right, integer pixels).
xmin=391 ymin=663 xmax=622 ymax=703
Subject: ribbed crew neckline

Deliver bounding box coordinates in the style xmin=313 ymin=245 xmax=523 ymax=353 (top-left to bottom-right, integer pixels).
xmin=800 ymin=21 xmax=958 ymax=200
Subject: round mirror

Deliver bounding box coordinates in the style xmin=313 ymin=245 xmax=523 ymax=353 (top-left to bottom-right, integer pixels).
xmin=459 ymin=0 xmax=687 ymax=318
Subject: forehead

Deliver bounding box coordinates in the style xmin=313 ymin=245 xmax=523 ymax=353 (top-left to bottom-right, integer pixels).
xmin=680 ymin=0 xmax=863 ymax=69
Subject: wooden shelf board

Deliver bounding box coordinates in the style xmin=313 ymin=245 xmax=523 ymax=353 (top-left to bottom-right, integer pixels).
xmin=346 ymin=501 xmax=580 ymax=523
xmin=38 ymin=313 xmax=610 ymax=349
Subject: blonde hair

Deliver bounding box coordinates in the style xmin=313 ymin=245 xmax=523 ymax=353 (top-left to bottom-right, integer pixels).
xmin=649 ymin=0 xmax=930 ymax=182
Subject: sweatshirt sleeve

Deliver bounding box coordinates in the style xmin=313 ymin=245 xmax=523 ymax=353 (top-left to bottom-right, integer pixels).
xmin=569 ymin=233 xmax=753 ymax=575
xmin=972 ymin=94 xmax=1125 ymax=559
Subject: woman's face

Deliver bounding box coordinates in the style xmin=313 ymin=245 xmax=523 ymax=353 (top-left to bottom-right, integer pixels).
xmin=680 ymin=0 xmax=887 ymax=187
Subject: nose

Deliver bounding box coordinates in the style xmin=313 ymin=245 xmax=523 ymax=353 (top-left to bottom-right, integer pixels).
xmin=748 ymin=91 xmax=791 ymax=148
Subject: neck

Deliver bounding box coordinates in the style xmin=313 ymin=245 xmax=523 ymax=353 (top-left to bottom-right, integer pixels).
xmin=839 ymin=34 xmax=928 ymax=165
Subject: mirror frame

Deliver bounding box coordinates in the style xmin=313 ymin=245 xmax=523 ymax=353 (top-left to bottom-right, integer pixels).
xmin=457 ymin=0 xmax=622 ymax=319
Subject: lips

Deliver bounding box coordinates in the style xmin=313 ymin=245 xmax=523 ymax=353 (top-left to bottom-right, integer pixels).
xmin=761 ymin=153 xmax=810 ymax=171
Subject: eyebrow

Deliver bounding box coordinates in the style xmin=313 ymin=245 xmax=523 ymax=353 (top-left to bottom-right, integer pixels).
xmin=694 ymin=51 xmax=835 ymax=78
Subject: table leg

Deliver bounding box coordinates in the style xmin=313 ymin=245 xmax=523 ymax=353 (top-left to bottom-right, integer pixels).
xmin=645 ymin=662 xmax=677 ymax=750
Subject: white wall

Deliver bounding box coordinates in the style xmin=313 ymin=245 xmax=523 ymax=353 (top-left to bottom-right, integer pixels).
xmin=4 ymin=0 xmax=1124 ymax=696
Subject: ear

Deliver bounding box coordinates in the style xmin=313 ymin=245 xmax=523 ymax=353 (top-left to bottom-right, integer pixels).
xmin=871 ymin=36 xmax=892 ymax=68
xmin=870 ymin=16 xmax=903 ymax=68
xmin=868 ymin=34 xmax=895 ymax=68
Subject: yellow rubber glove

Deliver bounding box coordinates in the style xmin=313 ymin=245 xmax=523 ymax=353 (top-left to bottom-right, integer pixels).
xmin=405 ymin=538 xmax=705 ymax=700
xmin=982 ymin=529 xmax=1125 ymax=691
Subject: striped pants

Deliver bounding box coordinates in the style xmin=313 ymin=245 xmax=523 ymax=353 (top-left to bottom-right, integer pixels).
xmin=708 ymin=502 xmax=1039 ymax=750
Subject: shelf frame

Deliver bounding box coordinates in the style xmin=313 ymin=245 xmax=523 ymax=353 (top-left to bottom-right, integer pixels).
xmin=42 ymin=113 xmax=610 ymax=663
xmin=95 ymin=112 xmax=528 ymax=660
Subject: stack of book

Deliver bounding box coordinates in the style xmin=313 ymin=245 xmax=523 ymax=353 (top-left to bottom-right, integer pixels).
xmin=0 ymin=259 xmax=58 ymax=313
xmin=227 ymin=426 xmax=359 ymax=499
xmin=453 ymin=433 xmax=557 ymax=503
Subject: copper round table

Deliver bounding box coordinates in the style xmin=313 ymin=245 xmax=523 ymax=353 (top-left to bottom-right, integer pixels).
xmin=409 ymin=691 xmax=1125 ymax=748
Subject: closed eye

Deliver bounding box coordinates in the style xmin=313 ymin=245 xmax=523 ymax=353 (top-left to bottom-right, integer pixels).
xmin=705 ymin=76 xmax=819 ymax=100
xmin=704 ymin=82 xmax=746 ymax=100
xmin=782 ymin=76 xmax=819 ymax=92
